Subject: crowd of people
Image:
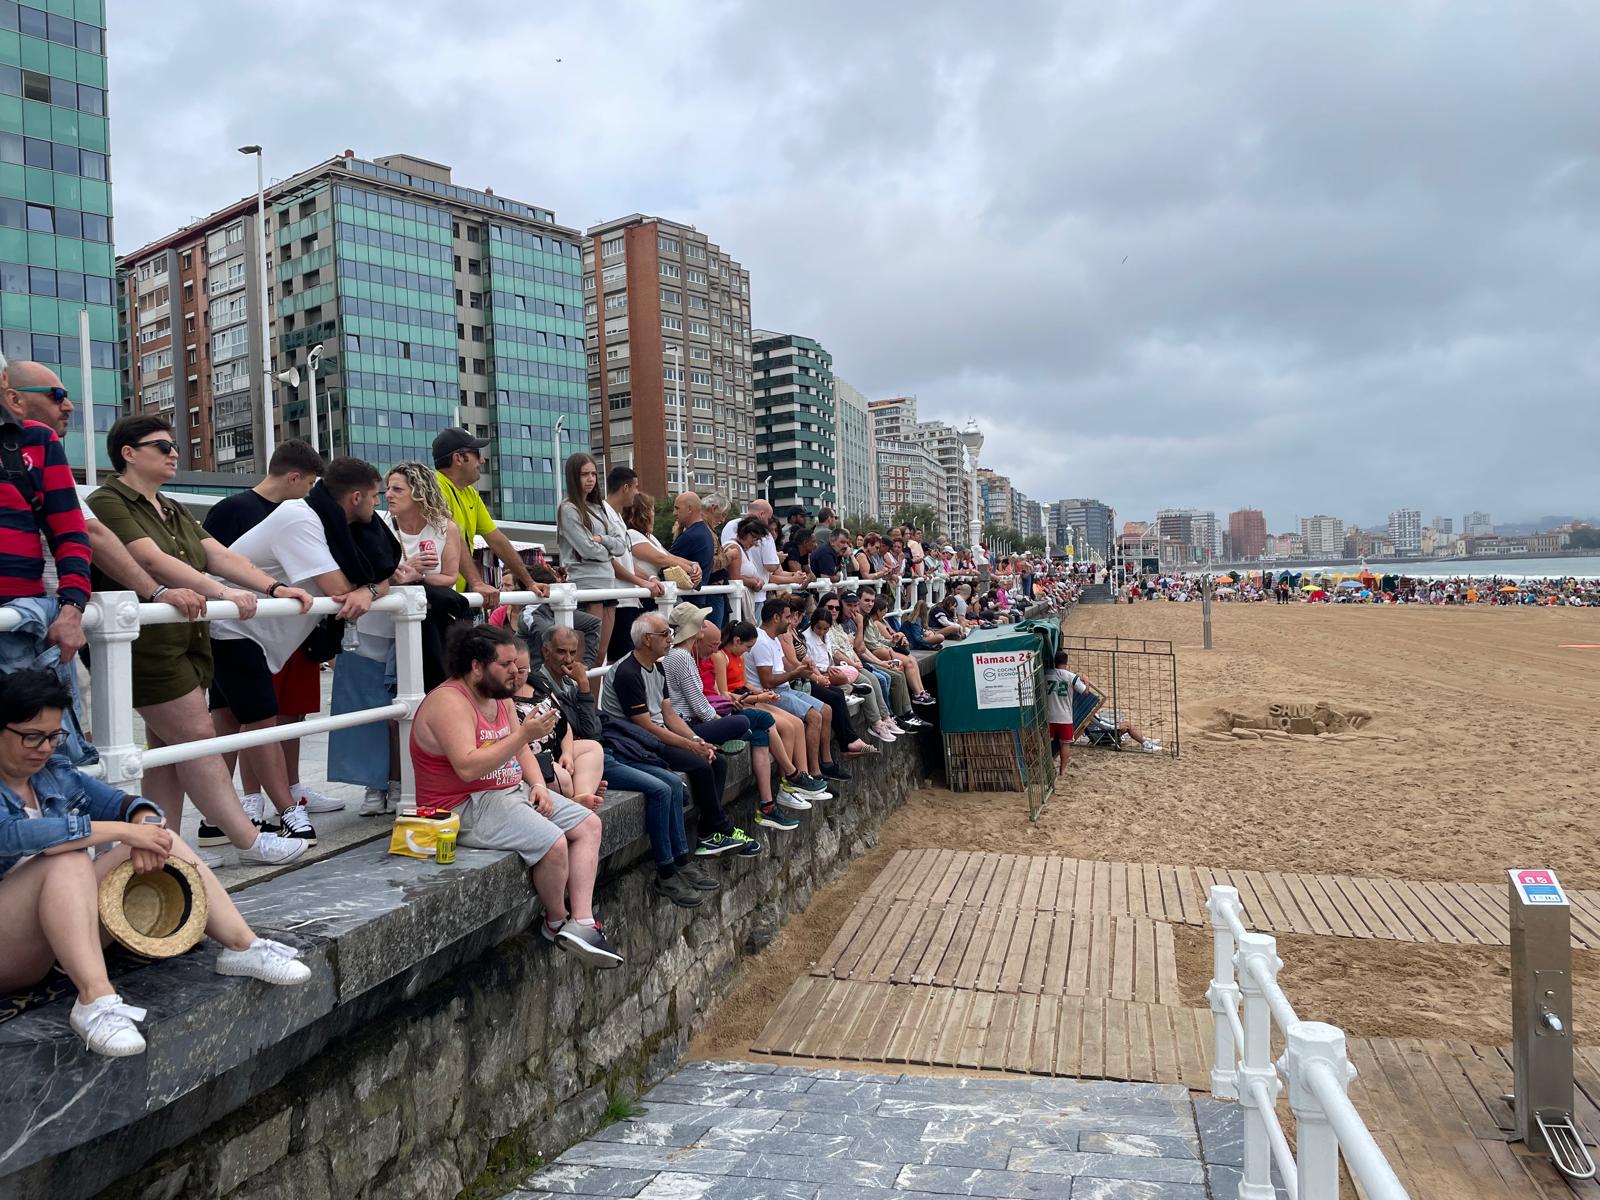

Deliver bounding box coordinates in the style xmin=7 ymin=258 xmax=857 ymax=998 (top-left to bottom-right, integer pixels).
xmin=7 ymin=357 xmax=1091 ymax=1059
xmin=1117 ymin=570 xmax=1600 ymax=606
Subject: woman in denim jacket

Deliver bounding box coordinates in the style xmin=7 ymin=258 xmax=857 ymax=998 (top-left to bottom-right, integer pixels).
xmin=0 ymin=669 xmax=311 ymax=1058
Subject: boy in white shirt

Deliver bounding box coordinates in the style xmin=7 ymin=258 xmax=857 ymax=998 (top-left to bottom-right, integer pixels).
xmin=1044 ymin=650 xmax=1089 ymax=787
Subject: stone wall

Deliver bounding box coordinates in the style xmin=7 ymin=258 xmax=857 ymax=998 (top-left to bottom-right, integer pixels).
xmin=15 ymin=736 xmax=921 ymax=1200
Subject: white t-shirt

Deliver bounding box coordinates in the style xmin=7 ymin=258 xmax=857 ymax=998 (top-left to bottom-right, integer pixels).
xmin=628 ymin=529 xmax=663 ymax=584
xmin=721 ymin=517 xmax=777 ymax=597
xmin=802 ymin=627 xmax=834 ymax=672
xmin=1045 ymin=668 xmax=1088 ymax=726
xmin=748 ymin=627 xmax=788 ymax=688
xmin=608 ymin=501 xmax=639 ymax=609
xmin=355 ymin=513 xmax=446 ymax=644
xmin=209 ymin=500 xmax=339 ymax=672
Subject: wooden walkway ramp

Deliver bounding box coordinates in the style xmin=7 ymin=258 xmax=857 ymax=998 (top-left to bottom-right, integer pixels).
xmin=865 ymin=847 xmax=1600 ymax=948
xmin=753 ymin=849 xmax=1600 ymax=1200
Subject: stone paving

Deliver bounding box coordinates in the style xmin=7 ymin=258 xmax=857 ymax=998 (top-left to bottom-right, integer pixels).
xmin=507 ymin=1061 xmax=1273 ymax=1199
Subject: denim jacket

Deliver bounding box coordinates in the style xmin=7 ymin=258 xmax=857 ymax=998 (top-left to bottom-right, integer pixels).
xmin=0 ymin=595 xmax=97 ymax=765
xmin=0 ymin=753 xmax=159 ymax=879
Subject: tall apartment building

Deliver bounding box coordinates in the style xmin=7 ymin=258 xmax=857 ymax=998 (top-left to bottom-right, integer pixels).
xmin=584 ymin=215 xmax=753 ymax=502
xmin=1052 ymin=498 xmax=1115 ymax=559
xmin=1463 ymin=511 xmax=1493 ymax=537
xmin=119 ymin=151 xmax=587 ymax=522
xmin=1431 ymin=515 xmax=1454 ymax=537
xmin=832 ymin=376 xmax=874 ymax=521
xmin=1388 ymin=508 xmax=1422 ymax=555
xmin=914 ymin=418 xmax=969 ymax=540
xmin=1299 ymin=514 xmax=1344 ymax=558
xmin=1227 ymin=508 xmax=1267 ymax=559
xmin=875 ymin=438 xmax=943 ymax=520
xmin=977 ymin=468 xmax=1014 ymax=529
xmin=1 ymin=1 xmax=116 ymax=474
xmin=751 ymin=329 xmax=833 ymax=512
xmin=1157 ymin=508 xmax=1221 ymax=561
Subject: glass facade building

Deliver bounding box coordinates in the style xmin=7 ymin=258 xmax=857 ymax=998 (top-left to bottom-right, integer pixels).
xmin=0 ymin=0 xmax=115 ymax=471
xmin=752 ymin=329 xmax=835 ymax=513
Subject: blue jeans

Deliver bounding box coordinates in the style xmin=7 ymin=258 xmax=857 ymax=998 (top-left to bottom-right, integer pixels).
xmin=602 ymin=750 xmax=688 ymax=867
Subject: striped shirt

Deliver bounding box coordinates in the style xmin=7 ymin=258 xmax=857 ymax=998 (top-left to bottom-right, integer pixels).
xmin=0 ymin=416 xmax=90 ymax=608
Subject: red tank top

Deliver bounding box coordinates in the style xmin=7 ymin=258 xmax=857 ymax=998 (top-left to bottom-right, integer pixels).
xmin=724 ymin=650 xmax=747 ymax=692
xmin=697 ymin=653 xmax=719 ymax=698
xmin=410 ymin=681 xmax=524 ymax=811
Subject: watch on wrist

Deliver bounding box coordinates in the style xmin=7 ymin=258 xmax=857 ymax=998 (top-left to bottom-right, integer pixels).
xmin=366 ymin=582 xmax=381 ymax=600
xmin=59 ymin=596 xmax=85 ymax=612
xmin=267 ymin=582 xmax=285 ymax=597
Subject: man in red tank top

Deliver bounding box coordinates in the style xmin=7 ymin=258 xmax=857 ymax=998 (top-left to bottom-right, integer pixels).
xmin=410 ymin=623 xmax=620 ymax=968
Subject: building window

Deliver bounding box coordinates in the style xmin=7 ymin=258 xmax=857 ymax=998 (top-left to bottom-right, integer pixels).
xmin=604 ymin=294 xmax=626 ymax=312
xmin=660 ymin=287 xmax=680 ymax=306
xmin=601 ymin=237 xmax=623 ymax=258
xmin=660 ymin=262 xmax=680 ymax=279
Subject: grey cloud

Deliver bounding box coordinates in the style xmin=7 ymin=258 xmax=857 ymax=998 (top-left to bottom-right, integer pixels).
xmin=111 ymin=1 xmax=1600 ymax=530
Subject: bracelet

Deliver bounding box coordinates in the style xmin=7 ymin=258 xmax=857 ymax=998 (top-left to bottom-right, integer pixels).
xmin=267 ymin=582 xmax=285 ymax=598
xmin=148 ymin=585 xmax=168 ymax=603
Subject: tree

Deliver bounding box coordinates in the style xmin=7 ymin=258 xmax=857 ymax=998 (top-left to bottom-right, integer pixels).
xmin=653 ymin=496 xmax=677 ymax=546
xmin=842 ymin=510 xmax=885 ymax=537
xmin=891 ymin=504 xmax=940 ymax=539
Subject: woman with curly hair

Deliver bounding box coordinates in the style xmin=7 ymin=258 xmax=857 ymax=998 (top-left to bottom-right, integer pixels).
xmin=328 ymin=463 xmax=461 ymax=815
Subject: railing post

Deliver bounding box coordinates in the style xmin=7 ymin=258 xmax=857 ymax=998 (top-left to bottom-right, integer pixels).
xmin=1285 ymin=1021 xmax=1353 ymax=1200
xmin=728 ymin=585 xmax=745 ymax=626
xmin=83 ymin=590 xmax=144 ymax=788
xmin=1236 ymin=930 xmax=1283 ymax=1200
xmin=1205 ymin=885 xmax=1241 ymax=1099
xmin=391 ymin=585 xmax=428 ymax=809
xmin=549 ymin=581 xmax=578 ymax=629
xmin=655 ymin=579 xmax=679 ymax=617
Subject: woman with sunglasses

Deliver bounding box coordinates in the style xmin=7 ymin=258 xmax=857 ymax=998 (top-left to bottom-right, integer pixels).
xmin=87 ymin=417 xmax=316 ymax=867
xmin=0 ymin=668 xmax=311 ymax=1058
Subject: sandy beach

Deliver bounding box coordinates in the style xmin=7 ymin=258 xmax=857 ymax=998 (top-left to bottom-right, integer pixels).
xmin=693 ymin=599 xmax=1600 ymax=1055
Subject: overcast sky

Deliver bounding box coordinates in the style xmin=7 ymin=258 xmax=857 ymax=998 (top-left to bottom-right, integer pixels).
xmin=110 ymin=1 xmax=1600 ymax=533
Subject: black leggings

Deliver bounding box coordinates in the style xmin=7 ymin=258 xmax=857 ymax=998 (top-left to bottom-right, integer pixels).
xmin=808 ymin=682 xmax=858 ymax=747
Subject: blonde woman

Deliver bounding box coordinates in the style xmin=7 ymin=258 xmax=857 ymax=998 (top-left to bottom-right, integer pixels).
xmin=329 ymin=463 xmax=460 ymax=815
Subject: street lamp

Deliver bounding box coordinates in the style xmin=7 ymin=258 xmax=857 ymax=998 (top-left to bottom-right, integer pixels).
xmin=238 ymin=144 xmax=273 ymax=466
xmin=552 ymin=414 xmax=566 ymax=480
xmin=764 ymin=474 xmax=774 ymax=505
xmin=276 ymin=343 xmax=324 ymax=453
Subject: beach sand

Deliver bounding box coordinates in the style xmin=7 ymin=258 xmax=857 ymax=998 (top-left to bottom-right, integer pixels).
xmin=691 ymin=600 xmax=1600 ymax=1055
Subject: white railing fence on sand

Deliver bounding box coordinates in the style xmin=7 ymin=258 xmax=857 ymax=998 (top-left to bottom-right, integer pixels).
xmin=1207 ymin=884 xmax=1410 ymax=1200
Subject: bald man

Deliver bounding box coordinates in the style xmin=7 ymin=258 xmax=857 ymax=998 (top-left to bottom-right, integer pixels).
xmin=1 ymin=361 xmax=205 ymax=622
xmin=670 ymin=490 xmax=721 ymax=627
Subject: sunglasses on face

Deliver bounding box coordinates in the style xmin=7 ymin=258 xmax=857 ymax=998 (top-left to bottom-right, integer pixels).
xmin=13 ymin=385 xmax=70 ymax=406
xmin=137 ymin=438 xmax=180 ymax=456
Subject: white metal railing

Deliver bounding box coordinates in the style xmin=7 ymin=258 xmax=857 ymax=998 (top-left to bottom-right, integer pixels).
xmin=32 ymin=568 xmax=949 ymax=806
xmin=1206 ymin=885 xmax=1409 ymax=1200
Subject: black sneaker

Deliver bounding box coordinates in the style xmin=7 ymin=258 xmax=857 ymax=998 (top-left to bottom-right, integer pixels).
xmin=196 ymin=822 xmax=230 ymax=848
xmin=679 ymin=864 xmax=721 ymax=891
xmin=728 ymin=828 xmax=763 ymax=857
xmin=820 ymin=762 xmax=851 ymax=782
xmin=754 ymin=805 xmax=800 ymax=832
xmin=273 ymin=805 xmax=318 ymax=845
xmin=652 ymin=873 xmax=704 ymax=909
xmin=695 ymin=832 xmax=743 ymax=856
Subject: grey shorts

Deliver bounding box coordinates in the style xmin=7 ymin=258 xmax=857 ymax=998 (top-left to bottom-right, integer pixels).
xmin=455 ymin=784 xmax=594 ymax=867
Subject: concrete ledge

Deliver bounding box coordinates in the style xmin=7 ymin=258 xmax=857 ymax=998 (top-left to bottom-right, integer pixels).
xmin=0 ymin=723 xmax=927 ymax=1200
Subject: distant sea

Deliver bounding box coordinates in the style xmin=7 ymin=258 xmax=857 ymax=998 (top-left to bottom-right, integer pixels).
xmin=1252 ymin=555 xmax=1600 ymax=580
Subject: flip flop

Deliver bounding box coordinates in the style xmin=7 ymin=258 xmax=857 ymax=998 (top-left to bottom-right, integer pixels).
xmin=844 ymin=742 xmax=881 ymax=757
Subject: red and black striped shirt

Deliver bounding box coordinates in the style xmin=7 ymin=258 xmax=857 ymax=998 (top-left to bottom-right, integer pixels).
xmin=0 ymin=416 xmax=91 ymax=609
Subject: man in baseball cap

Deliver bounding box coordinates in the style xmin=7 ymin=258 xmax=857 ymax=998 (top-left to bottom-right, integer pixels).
xmin=432 ymin=426 xmax=541 ymax=605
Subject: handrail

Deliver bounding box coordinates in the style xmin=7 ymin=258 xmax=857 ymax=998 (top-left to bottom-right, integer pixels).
xmin=1207 ymin=885 xmax=1409 ymax=1200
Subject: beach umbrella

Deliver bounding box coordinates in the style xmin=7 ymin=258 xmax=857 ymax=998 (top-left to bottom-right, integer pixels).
xmin=1498 ymin=585 xmax=1520 ymax=593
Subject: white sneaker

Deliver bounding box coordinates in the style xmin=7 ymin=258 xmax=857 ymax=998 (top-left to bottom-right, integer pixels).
xmin=239 ymin=791 xmax=266 ymax=825
xmin=359 ymin=788 xmax=389 ymax=817
xmin=198 ymin=847 xmax=226 ymax=869
xmin=291 ymin=784 xmax=345 ymax=813
xmin=873 ymin=721 xmax=898 ymax=742
xmin=215 ymin=938 xmax=312 ymax=985
xmin=886 ymin=720 xmax=908 ymax=735
xmin=70 ymin=993 xmax=147 ymax=1057
xmin=238 ymin=831 xmax=308 ymax=865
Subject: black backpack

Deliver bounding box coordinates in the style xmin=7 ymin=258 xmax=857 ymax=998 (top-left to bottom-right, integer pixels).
xmin=0 ymin=427 xmax=47 ymax=522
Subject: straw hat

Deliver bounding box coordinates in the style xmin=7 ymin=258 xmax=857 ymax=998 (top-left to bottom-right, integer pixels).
xmin=667 ymin=600 xmax=713 ymax=645
xmin=98 ymin=858 xmax=209 ymax=959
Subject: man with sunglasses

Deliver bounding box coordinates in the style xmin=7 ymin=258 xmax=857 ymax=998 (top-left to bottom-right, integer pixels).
xmin=0 ymin=358 xmax=94 ymax=667
xmin=1 ymin=360 xmax=203 ymax=623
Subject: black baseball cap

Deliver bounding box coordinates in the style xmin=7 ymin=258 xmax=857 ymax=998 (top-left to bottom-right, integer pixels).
xmin=786 ymin=505 xmax=808 ymax=520
xmin=432 ymin=426 xmax=490 ymax=464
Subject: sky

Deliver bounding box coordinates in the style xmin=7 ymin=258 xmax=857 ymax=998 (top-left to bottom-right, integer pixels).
xmin=109 ymin=1 xmax=1600 ymax=533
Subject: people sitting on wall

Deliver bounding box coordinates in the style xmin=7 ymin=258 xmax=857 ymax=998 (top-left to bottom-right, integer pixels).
xmin=409 ymin=622 xmax=620 ymax=968
xmin=747 ymin=599 xmax=851 ymax=782
xmin=663 ymin=602 xmax=804 ymax=834
xmin=0 ymin=669 xmax=311 ymax=1058
xmin=599 ymin=610 xmax=761 ymax=859
xmin=519 ymin=563 xmax=602 ymax=666
xmin=510 ymin=634 xmax=604 ymax=809
xmin=708 ymin=621 xmax=832 ymax=797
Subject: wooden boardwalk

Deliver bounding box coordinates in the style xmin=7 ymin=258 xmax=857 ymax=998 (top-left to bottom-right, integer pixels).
xmin=753 ymin=848 xmax=1600 ymax=1199
xmin=866 ymin=847 xmax=1600 ymax=948
xmin=751 ymin=976 xmax=1214 ymax=1087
